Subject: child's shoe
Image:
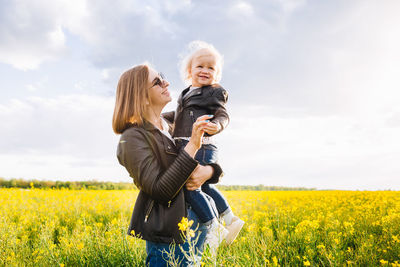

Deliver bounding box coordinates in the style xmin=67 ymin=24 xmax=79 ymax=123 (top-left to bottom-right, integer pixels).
xmin=224 ymin=216 xmax=245 ymax=245
xmin=204 ymin=220 xmax=228 ymax=256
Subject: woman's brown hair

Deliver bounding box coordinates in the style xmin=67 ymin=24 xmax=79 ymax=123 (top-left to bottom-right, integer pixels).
xmin=112 ymin=64 xmax=150 ymax=134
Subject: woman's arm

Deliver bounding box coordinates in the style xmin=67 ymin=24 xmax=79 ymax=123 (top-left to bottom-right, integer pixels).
xmin=185 ymin=163 xmax=223 ymax=190
xmin=117 ymin=116 xmax=212 ymax=204
xmin=117 ymin=129 xmax=197 ymax=204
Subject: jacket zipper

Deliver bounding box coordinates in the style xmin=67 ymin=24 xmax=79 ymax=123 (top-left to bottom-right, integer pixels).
xmin=189 ymin=110 xmax=195 ymax=123
xmin=144 ymin=200 xmax=154 ymax=222
xmin=167 ymin=166 xmax=197 ymax=207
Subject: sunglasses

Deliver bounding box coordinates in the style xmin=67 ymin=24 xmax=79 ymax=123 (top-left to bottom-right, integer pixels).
xmin=150 ymin=72 xmax=167 ymax=89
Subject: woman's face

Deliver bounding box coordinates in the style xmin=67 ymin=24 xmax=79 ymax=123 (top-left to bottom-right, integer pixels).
xmin=147 ymin=67 xmax=171 ymax=107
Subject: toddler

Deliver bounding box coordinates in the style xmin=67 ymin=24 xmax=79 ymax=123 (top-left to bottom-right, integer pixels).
xmin=164 ymin=41 xmax=244 ymax=253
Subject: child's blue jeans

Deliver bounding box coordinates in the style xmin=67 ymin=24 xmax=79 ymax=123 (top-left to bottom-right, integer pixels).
xmin=175 ymin=139 xmax=231 ymax=224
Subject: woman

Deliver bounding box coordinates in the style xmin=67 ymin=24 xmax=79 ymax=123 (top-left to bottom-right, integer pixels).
xmin=112 ymin=64 xmax=223 ymax=266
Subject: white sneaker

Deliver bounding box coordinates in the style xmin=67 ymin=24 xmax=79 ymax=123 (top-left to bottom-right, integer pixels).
xmin=224 ymin=216 xmax=245 ymax=245
xmin=204 ymin=220 xmax=228 ymax=256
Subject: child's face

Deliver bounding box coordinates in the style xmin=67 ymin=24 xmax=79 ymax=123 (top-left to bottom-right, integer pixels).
xmin=189 ymin=51 xmax=218 ymax=87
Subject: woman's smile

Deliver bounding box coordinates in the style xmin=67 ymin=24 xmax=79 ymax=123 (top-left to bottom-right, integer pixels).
xmin=162 ymin=89 xmax=170 ymax=97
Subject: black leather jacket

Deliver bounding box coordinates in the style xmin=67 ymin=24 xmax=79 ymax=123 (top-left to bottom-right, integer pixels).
xmin=163 ymin=84 xmax=229 ymax=137
xmin=117 ymin=120 xmax=223 ymax=243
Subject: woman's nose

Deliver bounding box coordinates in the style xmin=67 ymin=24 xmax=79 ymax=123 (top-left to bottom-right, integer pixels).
xmin=163 ymin=80 xmax=170 ymax=88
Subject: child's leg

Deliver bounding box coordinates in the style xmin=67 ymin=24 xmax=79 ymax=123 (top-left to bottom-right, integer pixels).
xmin=184 ymin=188 xmax=218 ymax=224
xmin=197 ymin=145 xmax=233 ymax=220
xmin=195 ymin=144 xmax=218 ymax=165
xmin=201 ymin=183 xmax=231 ymax=216
xmin=177 ymin=140 xmax=218 ymax=223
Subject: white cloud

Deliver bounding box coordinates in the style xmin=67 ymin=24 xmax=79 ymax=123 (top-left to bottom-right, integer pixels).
xmin=276 ymin=0 xmax=306 ymax=15
xmin=0 ymin=153 xmax=128 ymax=182
xmin=0 ymin=0 xmax=307 ymax=71
xmin=0 ymin=1 xmax=72 ymax=70
xmin=215 ymin=105 xmax=400 ymax=190
xmin=229 ymin=1 xmax=255 ymax=17
xmin=26 ymin=84 xmax=37 ymax=92
xmin=0 ymin=94 xmax=127 ymax=180
xmin=225 ymin=0 xmax=400 ymax=118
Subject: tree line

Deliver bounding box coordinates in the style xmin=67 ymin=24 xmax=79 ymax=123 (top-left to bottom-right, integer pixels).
xmin=0 ymin=178 xmax=315 ymax=191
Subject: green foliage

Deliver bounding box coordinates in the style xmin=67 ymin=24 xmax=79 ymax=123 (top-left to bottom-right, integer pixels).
xmin=0 ymin=177 xmax=136 ymax=190
xmin=216 ymin=184 xmax=316 ymax=191
xmin=0 ymin=178 xmax=314 ymax=191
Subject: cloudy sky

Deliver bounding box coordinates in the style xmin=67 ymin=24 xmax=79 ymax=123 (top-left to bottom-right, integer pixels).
xmin=1 ymin=0 xmax=400 ymax=190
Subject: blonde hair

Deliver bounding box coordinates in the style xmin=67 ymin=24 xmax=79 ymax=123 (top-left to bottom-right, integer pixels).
xmin=179 ymin=40 xmax=224 ymax=86
xmin=112 ymin=64 xmax=150 ymax=134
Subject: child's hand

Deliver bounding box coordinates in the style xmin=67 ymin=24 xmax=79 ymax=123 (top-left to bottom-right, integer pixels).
xmin=204 ymin=122 xmax=220 ymax=135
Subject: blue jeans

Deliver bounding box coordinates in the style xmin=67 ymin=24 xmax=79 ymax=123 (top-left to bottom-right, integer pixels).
xmin=175 ymin=139 xmax=231 ymax=224
xmin=145 ymin=201 xmax=216 ymax=267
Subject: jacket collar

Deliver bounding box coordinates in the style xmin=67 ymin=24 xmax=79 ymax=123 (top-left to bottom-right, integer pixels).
xmin=142 ymin=119 xmax=173 ymax=135
xmin=126 ymin=120 xmax=158 ymax=132
xmin=178 ymin=85 xmax=212 ymax=105
xmin=141 ymin=120 xmax=158 ymax=131
xmin=183 ymin=87 xmax=203 ymax=101
xmin=142 ymin=119 xmax=176 ymax=148
xmin=177 ymin=86 xmax=190 ymax=106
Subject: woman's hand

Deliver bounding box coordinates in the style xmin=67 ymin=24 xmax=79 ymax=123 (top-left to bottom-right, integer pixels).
xmin=185 ymin=165 xmax=214 ymax=191
xmin=204 ymin=122 xmax=220 ymax=135
xmin=184 ymin=115 xmax=212 ymax=158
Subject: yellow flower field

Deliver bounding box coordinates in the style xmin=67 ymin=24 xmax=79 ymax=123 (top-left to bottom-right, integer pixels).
xmin=0 ymin=189 xmax=399 ymax=266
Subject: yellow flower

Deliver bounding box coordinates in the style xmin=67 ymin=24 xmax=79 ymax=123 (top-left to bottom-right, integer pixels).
xmin=77 ymin=243 xmax=84 ymax=250
xmin=178 ymin=217 xmax=193 ymax=232
xmin=304 ymin=260 xmax=311 ymax=266
xmin=273 ymin=256 xmax=278 ymax=266
xmin=188 ymin=229 xmax=195 ymax=238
